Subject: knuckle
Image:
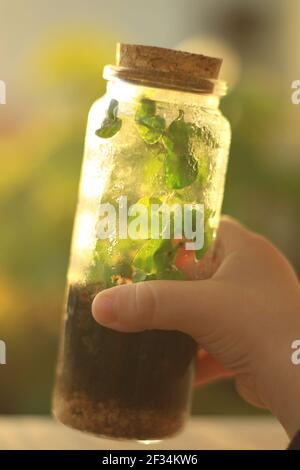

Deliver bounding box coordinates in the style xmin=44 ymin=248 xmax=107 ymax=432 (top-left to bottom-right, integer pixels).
xmin=134 ymin=282 xmax=158 ymax=329
xmin=248 ymin=232 xmax=276 ymax=255
xmin=246 ymin=232 xmax=289 ymax=272
xmin=219 ymin=216 xmax=244 ymax=233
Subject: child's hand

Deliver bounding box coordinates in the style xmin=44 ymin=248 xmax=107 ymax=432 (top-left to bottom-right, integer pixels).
xmin=92 ymin=217 xmax=300 ymax=437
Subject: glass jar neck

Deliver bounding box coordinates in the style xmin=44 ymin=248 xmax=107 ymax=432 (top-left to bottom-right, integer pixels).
xmin=106 ymin=79 xmax=221 ymax=111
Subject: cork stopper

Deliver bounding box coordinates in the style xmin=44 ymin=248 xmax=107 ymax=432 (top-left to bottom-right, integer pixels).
xmin=111 ymin=43 xmax=223 ymax=93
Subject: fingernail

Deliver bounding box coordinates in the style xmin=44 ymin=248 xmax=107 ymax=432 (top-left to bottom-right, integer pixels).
xmin=92 ymin=293 xmax=117 ymax=325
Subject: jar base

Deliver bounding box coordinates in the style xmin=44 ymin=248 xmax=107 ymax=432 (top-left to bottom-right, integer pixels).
xmin=52 ymin=390 xmax=186 ymax=441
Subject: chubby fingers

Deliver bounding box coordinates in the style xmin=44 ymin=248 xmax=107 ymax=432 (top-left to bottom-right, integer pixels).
xmin=92 ymin=278 xmax=230 ymax=339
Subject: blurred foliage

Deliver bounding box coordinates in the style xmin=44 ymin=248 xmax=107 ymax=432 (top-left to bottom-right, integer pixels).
xmin=222 ymin=83 xmax=300 ymax=271
xmin=0 ymin=28 xmax=116 ymax=413
xmin=0 ymin=27 xmax=299 ymax=415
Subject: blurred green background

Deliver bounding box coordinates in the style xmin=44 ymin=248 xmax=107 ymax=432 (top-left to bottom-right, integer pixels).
xmin=0 ymin=0 xmax=299 ymax=415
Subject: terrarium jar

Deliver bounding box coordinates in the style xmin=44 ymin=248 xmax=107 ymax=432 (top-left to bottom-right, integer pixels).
xmin=53 ymin=44 xmax=231 ymax=440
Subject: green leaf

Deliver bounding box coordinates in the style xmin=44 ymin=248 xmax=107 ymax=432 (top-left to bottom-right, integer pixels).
xmin=136 ymin=196 xmax=162 ymax=208
xmin=135 ymin=98 xmax=166 ymax=144
xmin=132 ymin=270 xmax=147 ymax=282
xmin=86 ymin=261 xmax=113 ymax=288
xmin=132 ymin=270 xmax=157 ymax=283
xmin=153 ymin=239 xmax=178 ymax=272
xmin=135 ymin=98 xmax=156 ymax=120
xmin=163 ymin=110 xmax=189 ymax=152
xmin=96 ymin=99 xmax=122 ymax=138
xmin=162 ymin=110 xmax=198 ymax=189
xmin=133 ymin=239 xmax=162 ymax=273
xmin=111 ymin=260 xmax=132 ymax=279
xmin=164 ymin=150 xmax=198 ymax=189
xmin=136 ymin=115 xmax=166 ymax=144
xmin=133 ymin=237 xmax=185 ymax=281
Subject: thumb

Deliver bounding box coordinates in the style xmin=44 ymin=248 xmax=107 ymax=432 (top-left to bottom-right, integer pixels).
xmin=92 ymin=279 xmax=231 ymax=339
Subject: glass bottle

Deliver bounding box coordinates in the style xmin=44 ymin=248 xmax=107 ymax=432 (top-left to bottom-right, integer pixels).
xmin=53 ymin=44 xmax=231 ymax=441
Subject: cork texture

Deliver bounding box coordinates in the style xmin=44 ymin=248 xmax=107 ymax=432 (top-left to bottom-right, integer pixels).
xmin=117 ymin=43 xmax=222 ymax=81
